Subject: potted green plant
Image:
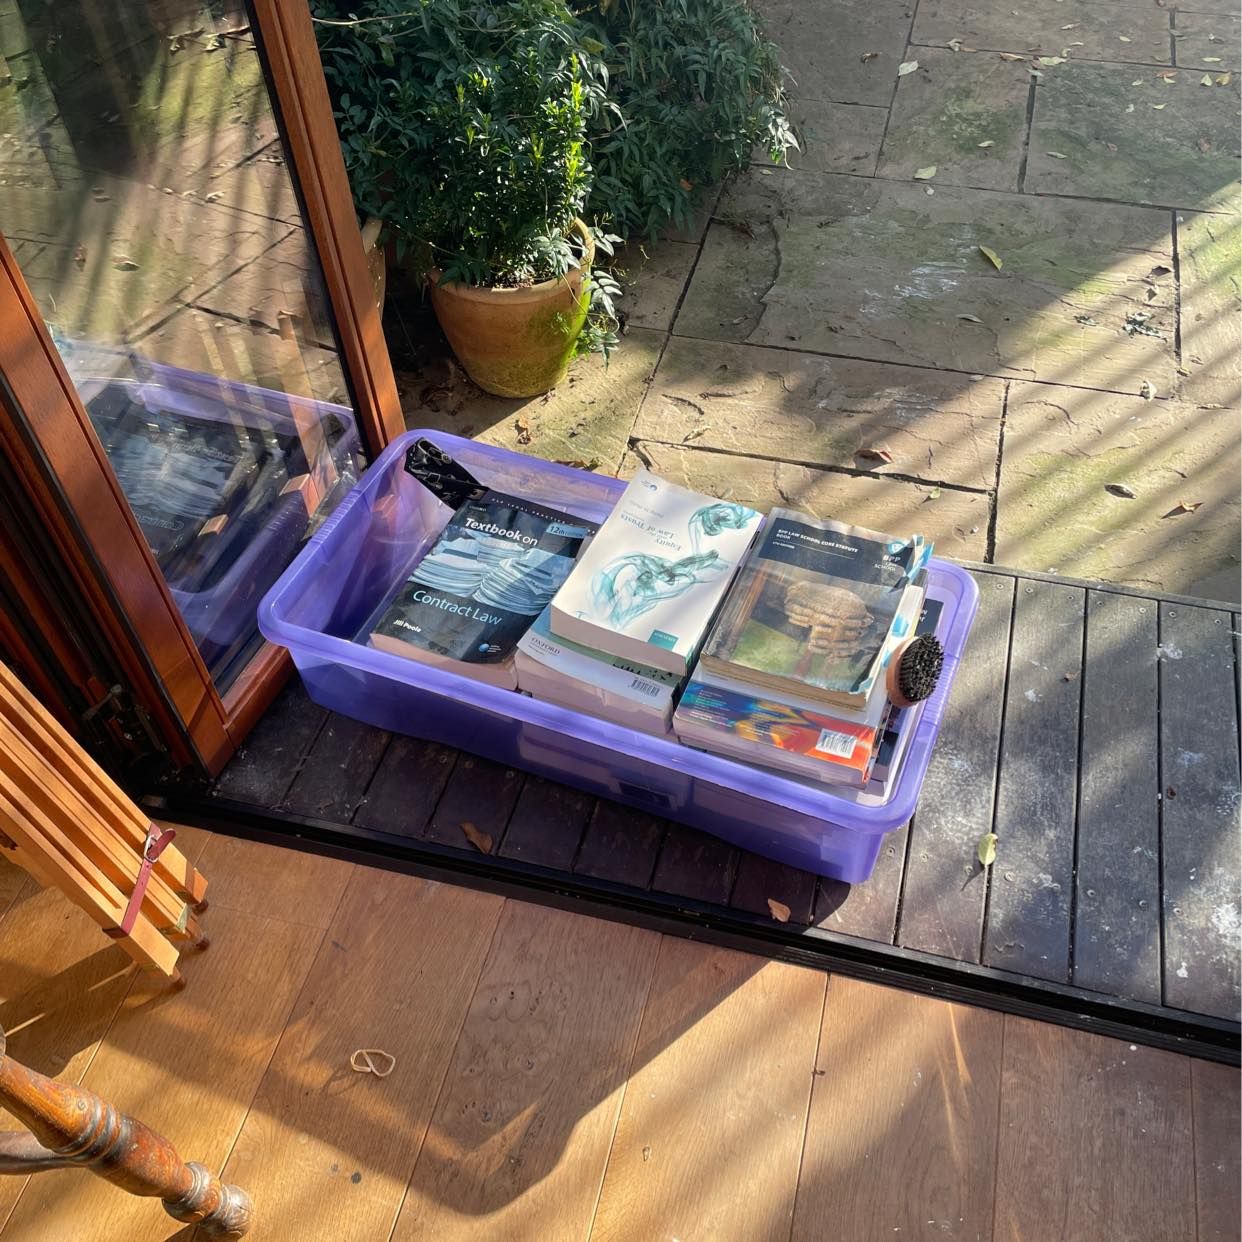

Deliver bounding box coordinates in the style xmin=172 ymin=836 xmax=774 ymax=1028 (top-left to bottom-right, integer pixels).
xmin=314 ymin=0 xmax=620 ymax=396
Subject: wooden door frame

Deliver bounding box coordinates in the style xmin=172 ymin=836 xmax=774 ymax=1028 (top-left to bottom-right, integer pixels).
xmin=0 ymin=0 xmax=403 ymax=776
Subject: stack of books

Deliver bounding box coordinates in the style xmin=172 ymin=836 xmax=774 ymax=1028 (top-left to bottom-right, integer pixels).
xmin=523 ymin=469 xmax=761 ymax=733
xmin=366 ymin=489 xmax=596 ymax=688
xmin=673 ymin=509 xmax=932 ymax=788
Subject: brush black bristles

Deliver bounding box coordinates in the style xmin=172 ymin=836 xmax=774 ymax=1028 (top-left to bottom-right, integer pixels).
xmin=893 ymin=634 xmax=944 ymax=704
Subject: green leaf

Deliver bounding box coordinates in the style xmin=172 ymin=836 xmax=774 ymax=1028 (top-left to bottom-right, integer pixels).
xmin=977 ymin=833 xmax=998 ymax=867
xmin=978 ymin=244 xmax=1003 ymax=270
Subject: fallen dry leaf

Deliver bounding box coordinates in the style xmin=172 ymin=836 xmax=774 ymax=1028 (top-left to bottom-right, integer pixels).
xmin=947 ymin=38 xmax=963 ymax=51
xmin=897 ymin=59 xmax=920 ymax=75
xmin=1139 ymin=379 xmax=1157 ymax=400
xmin=1038 ymin=55 xmax=1066 ymax=65
xmin=1106 ymin=142 xmax=1118 ymax=152
xmin=979 ymin=244 xmax=1003 ymax=269
xmin=112 ymin=256 xmax=140 ymax=271
xmin=1203 ymin=56 xmax=1222 ymax=63
xmin=460 ymin=821 xmax=494 ymax=854
xmin=1216 ymin=72 xmax=1232 ymax=85
xmin=1104 ymin=483 xmax=1138 ymax=499
xmin=1119 ymin=34 xmax=1132 ymax=42
xmin=1157 ymin=69 xmax=1178 ymax=80
xmin=514 ymin=416 xmax=532 ymax=445
xmin=767 ymin=898 xmax=792 ymax=923
xmin=1164 ymin=499 xmax=1203 ymax=516
xmin=1063 ymin=671 xmax=1078 ymax=682
xmin=857 ymin=446 xmax=895 ymax=463
xmin=957 ymin=313 xmax=984 ymax=323
xmin=679 ymin=177 xmax=694 ymax=191
xmin=913 ymin=165 xmax=938 ymax=179
xmin=1151 ymin=102 xmax=1167 ymax=109
xmin=1201 ymin=74 xmax=1214 ymax=85
xmin=977 ymin=832 xmax=998 ymax=867
xmin=978 ymin=140 xmax=996 ymax=148
xmin=999 ymin=52 xmax=1025 ymax=61
xmin=861 ymin=50 xmax=879 ymax=62
xmin=1060 ymin=21 xmax=1079 ymax=28
xmin=72 ymin=244 xmax=86 ymax=267
xmin=1197 ymin=137 xmax=1213 ymax=152
xmin=1046 ymin=151 xmax=1068 ymax=159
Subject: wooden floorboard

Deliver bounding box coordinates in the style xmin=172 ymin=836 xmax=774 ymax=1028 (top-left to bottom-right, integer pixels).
xmin=211 ymin=680 xmax=326 ymax=808
xmin=0 ymin=878 xmax=137 ymax=1230
xmin=993 ymin=1017 xmax=1197 ymax=1242
xmin=1159 ymin=603 xmax=1242 ymax=1020
xmin=814 ymin=821 xmax=909 ymax=944
xmin=589 ymin=939 xmax=825 ymax=1242
xmin=497 ymin=776 xmax=594 ymax=870
xmin=424 ymin=753 xmax=523 ymax=849
xmin=215 ymin=871 xmax=504 ymax=1242
xmin=392 ymin=903 xmax=659 ymax=1242
xmin=898 ymin=571 xmax=1014 ymax=962
xmin=983 ymin=580 xmax=1084 ymax=983
xmin=729 ymin=853 xmax=818 ymax=926
xmin=352 ymin=735 xmax=457 ymax=840
xmin=281 ymin=714 xmax=390 ymax=823
xmin=1073 ymin=590 xmax=1161 ymax=1004
xmin=1192 ymin=1058 xmax=1242 ymax=1242
xmin=651 ymin=824 xmax=737 ymax=906
xmin=0 ymin=828 xmax=1230 ymax=1242
xmin=573 ymin=801 xmax=665 ymax=889
xmin=2 ymin=904 xmax=324 ymax=1241
xmin=791 ymin=976 xmax=1002 ymax=1241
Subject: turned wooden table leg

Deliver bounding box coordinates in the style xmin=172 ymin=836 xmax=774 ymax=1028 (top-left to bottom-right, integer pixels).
xmin=0 ymin=1044 xmax=252 ymax=1237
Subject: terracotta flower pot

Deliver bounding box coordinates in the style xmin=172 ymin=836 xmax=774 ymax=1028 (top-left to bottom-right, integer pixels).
xmin=428 ymin=219 xmax=595 ymax=398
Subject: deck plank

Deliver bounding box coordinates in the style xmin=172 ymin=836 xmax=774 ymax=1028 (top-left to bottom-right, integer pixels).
xmin=498 ymin=776 xmax=595 ymax=869
xmin=791 ymin=977 xmax=1002 ymax=1241
xmin=352 ymin=735 xmax=457 ymax=839
xmin=281 ymin=713 xmax=391 ymax=822
xmin=591 ymin=940 xmax=825 ymax=1242
xmin=814 ymin=822 xmax=910 ymax=944
xmin=573 ymin=801 xmax=666 ymax=889
xmin=1192 ymin=1058 xmax=1242 ymax=1242
xmin=1073 ymin=591 xmax=1161 ymax=1004
xmin=983 ymin=580 xmax=1084 ymax=983
xmin=729 ymin=853 xmax=818 ymax=926
xmin=651 ymin=825 xmax=738 ymax=906
xmin=994 ymin=1018 xmax=1196 ymax=1242
xmin=212 ymin=680 xmax=325 ymax=807
xmin=217 ymin=871 xmax=504 ymax=1242
xmin=1159 ymin=603 xmax=1241 ymax=1019
xmin=0 ymin=904 xmax=323 ymax=1242
xmin=393 ymin=903 xmax=659 ymax=1241
xmin=424 ymin=753 xmax=523 ymax=848
xmin=898 ymin=571 xmax=1014 ymax=961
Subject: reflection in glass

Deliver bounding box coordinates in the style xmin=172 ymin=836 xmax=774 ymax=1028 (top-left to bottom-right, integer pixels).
xmin=0 ymin=0 xmax=364 ymax=690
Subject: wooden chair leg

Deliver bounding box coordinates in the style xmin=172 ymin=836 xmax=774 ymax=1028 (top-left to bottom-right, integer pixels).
xmin=0 ymin=1038 xmax=252 ymax=1237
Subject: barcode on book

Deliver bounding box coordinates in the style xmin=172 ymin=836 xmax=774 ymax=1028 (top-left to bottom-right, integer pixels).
xmin=630 ymin=678 xmax=662 ymax=698
xmin=814 ymin=729 xmax=856 ymax=760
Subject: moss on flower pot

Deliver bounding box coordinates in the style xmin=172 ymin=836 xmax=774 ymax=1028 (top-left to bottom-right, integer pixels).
xmin=429 ymin=219 xmax=595 ymax=399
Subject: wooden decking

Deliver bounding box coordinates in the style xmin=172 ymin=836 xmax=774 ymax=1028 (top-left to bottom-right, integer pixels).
xmin=0 ymin=828 xmax=1236 ymax=1242
xmin=197 ymin=563 xmax=1242 ymax=1038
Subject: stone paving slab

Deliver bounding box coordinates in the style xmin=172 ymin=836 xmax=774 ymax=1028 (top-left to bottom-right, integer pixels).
xmin=1026 ymin=61 xmax=1242 ymax=211
xmin=676 ymin=168 xmax=1178 ymax=395
xmin=399 ymin=327 xmax=664 ymax=474
xmin=755 ymin=0 xmax=915 ymax=106
xmin=633 ymin=337 xmax=1004 ymax=490
xmin=912 ymin=0 xmax=1173 ymax=65
xmin=877 ymin=49 xmax=1030 ymax=191
xmin=996 ymin=384 xmax=1241 ymax=601
xmin=1176 ymin=209 xmax=1242 ymax=409
xmin=784 ymin=100 xmax=889 ymax=175
xmin=1174 ymin=12 xmax=1241 ymax=73
xmin=622 ymin=442 xmax=991 ymax=558
xmin=615 ymin=240 xmax=698 ymax=332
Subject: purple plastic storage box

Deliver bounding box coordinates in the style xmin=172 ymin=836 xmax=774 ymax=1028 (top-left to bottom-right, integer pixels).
xmin=60 ymin=340 xmax=362 ymax=673
xmin=258 ymin=430 xmax=979 ymax=883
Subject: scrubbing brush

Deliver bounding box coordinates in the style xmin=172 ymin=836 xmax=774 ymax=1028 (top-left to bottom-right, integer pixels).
xmin=886 ymin=634 xmax=944 ymax=707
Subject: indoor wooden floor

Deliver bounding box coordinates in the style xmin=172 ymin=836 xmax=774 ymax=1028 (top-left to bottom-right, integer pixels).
xmin=0 ymin=830 xmax=1236 ymax=1242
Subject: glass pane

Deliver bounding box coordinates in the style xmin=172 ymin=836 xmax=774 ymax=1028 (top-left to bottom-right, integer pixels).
xmin=0 ymin=0 xmax=364 ymax=691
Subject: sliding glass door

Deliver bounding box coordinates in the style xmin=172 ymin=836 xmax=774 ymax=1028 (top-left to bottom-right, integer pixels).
xmin=0 ymin=0 xmax=401 ymax=771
